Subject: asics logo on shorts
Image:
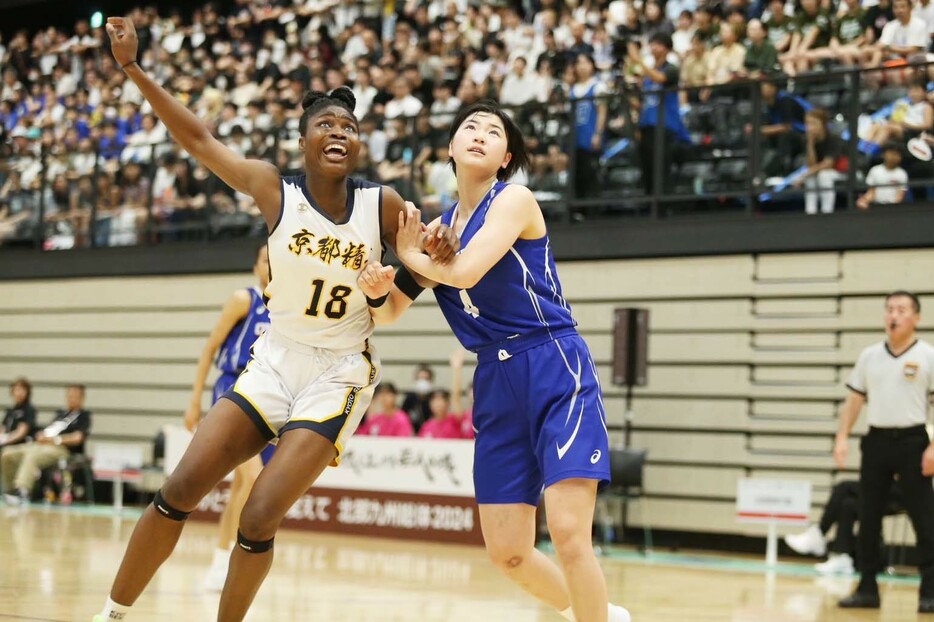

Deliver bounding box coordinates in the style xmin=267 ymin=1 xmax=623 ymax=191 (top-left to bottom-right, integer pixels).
xmin=590 ymin=450 xmax=602 ymax=464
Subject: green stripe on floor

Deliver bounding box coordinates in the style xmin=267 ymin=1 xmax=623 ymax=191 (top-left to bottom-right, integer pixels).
xmin=537 ymin=542 xmax=921 ymax=585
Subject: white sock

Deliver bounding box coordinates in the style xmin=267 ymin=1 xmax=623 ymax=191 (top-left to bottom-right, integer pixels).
xmin=558 ymin=603 xmax=630 ymax=621
xmin=212 ymin=547 xmax=231 ymax=568
xmin=100 ymin=596 xmax=131 ymax=620
xmin=609 ymin=603 xmax=632 ymax=622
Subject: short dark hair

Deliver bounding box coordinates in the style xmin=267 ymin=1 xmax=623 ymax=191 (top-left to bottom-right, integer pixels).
xmin=887 ymin=290 xmax=920 ymax=312
xmin=416 ymin=364 xmax=435 ymax=381
xmin=447 ymin=100 xmax=531 ymax=181
xmin=298 ymin=87 xmax=357 ymax=135
xmin=882 ymin=141 xmax=902 ymax=154
xmin=649 ymin=33 xmax=673 ymax=50
xmin=375 ymin=382 xmax=398 ymax=396
xmin=429 ymin=389 xmax=451 ymax=401
xmin=10 ymin=377 xmax=31 ymax=402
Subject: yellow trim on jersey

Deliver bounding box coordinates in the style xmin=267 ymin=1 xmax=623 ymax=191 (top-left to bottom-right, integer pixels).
xmin=232 ymin=383 xmax=276 ymax=437
xmin=331 ymin=347 xmax=378 ymax=466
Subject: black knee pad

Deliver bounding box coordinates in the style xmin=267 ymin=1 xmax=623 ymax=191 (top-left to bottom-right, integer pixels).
xmin=237 ymin=530 xmax=274 ymax=553
xmin=152 ymin=489 xmax=191 ymax=522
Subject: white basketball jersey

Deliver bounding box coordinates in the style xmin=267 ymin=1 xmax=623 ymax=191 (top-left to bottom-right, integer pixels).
xmin=264 ymin=175 xmax=383 ymax=350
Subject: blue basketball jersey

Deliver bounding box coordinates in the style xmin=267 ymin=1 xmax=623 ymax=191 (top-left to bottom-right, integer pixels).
xmin=433 ymin=182 xmax=576 ymax=352
xmin=216 ymin=287 xmax=270 ymax=375
xmin=571 ymin=82 xmax=598 ymax=150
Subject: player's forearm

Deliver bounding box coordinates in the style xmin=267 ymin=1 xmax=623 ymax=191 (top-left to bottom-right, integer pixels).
xmin=123 ymin=64 xmax=213 ymax=156
xmin=190 ymin=347 xmax=217 ymax=406
xmin=400 ymin=251 xmax=475 ymax=289
xmin=369 ymin=289 xmax=412 ymax=325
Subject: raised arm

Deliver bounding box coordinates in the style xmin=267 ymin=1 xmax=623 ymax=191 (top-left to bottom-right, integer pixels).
xmin=184 ymin=290 xmax=252 ymax=431
xmin=106 ymin=17 xmax=281 ymax=229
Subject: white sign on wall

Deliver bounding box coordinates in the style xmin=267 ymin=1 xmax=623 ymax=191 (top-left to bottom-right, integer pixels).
xmin=315 ymin=436 xmax=475 ymax=497
xmin=93 ymin=442 xmax=145 ymax=472
xmin=736 ymin=478 xmax=811 ymax=525
xmin=164 ymin=426 xmax=475 ymax=497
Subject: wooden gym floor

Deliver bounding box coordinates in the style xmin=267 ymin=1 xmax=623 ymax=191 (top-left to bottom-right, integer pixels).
xmin=0 ymin=505 xmax=926 ymax=621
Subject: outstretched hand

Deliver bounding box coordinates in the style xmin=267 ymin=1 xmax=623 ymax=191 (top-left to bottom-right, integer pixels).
xmin=396 ymin=203 xmax=425 ymax=258
xmin=105 ymin=17 xmax=139 ymax=68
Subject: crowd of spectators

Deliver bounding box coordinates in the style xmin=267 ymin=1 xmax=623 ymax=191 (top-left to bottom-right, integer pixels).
xmin=357 ymin=352 xmax=474 ymax=440
xmin=3 ymin=0 xmax=934 ymax=249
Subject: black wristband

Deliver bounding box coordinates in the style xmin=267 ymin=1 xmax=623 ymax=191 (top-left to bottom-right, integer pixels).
xmin=366 ymin=294 xmax=389 ymax=308
xmin=121 ymin=60 xmax=138 ymax=70
xmin=395 ymin=266 xmax=425 ymax=301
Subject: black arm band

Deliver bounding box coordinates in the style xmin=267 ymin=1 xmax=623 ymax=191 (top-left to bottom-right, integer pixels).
xmin=121 ymin=60 xmax=138 ymax=70
xmin=395 ymin=266 xmax=425 ymax=301
xmin=366 ymin=294 xmax=389 ymax=308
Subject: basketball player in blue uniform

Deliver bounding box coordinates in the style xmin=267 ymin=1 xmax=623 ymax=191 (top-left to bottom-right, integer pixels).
xmin=96 ymin=18 xmax=456 ymax=622
xmin=183 ymin=244 xmax=272 ymax=591
xmin=359 ymin=101 xmax=631 ymax=622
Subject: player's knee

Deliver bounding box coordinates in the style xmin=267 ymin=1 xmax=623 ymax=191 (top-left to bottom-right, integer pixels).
xmin=488 ymin=548 xmax=526 ymax=571
xmin=152 ymin=488 xmax=193 ymax=521
xmin=485 ymin=539 xmax=530 ymax=572
xmin=548 ymin=516 xmax=591 ymax=563
xmin=159 ymin=477 xmax=202 ymax=513
xmin=238 ymin=497 xmax=281 ymax=542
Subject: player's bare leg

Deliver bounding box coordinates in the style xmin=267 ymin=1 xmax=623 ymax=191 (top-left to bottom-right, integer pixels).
xmin=217 ymin=428 xmax=336 ymax=622
xmin=544 ymin=479 xmax=609 ymax=622
xmin=107 ymin=406 xmax=265 ymax=605
xmin=478 ymin=503 xmax=573 ymax=610
xmin=107 ymin=399 xmax=268 ymax=607
xmin=206 ymin=455 xmax=263 ymax=590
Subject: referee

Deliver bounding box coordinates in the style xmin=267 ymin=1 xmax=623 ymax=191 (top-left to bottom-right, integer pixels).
xmin=835 ymin=291 xmax=934 ymax=612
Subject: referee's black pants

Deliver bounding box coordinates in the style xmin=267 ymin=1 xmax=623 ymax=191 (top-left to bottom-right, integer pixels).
xmin=857 ymin=425 xmax=934 ymax=597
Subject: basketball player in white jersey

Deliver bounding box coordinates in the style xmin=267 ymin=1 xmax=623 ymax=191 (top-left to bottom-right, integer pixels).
xmin=95 ymin=18 xmax=457 ymax=622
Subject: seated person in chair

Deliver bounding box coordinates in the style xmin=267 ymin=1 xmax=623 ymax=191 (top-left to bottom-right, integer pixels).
xmin=1 ymin=377 xmax=37 ymax=447
xmin=785 ymin=478 xmax=904 ymax=575
xmin=1 ymin=384 xmax=91 ymax=504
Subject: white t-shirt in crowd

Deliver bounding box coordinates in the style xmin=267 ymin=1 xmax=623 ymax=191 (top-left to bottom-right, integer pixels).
xmin=914 ymin=0 xmax=934 ymax=34
xmin=880 ymin=15 xmax=929 ymax=49
xmin=865 ymin=164 xmax=908 ymax=203
xmin=847 ymin=339 xmax=934 ymax=427
xmin=384 ymin=95 xmax=423 ymax=120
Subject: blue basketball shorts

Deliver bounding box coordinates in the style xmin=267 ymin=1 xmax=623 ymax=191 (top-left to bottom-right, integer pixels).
xmin=214 ymin=371 xmax=275 ymax=466
xmin=472 ymin=328 xmax=611 ymax=505
xmin=213 ymin=372 xmax=241 ymax=405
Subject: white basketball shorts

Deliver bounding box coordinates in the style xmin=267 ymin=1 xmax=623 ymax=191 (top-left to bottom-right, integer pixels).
xmin=221 ymin=328 xmax=380 ymax=466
